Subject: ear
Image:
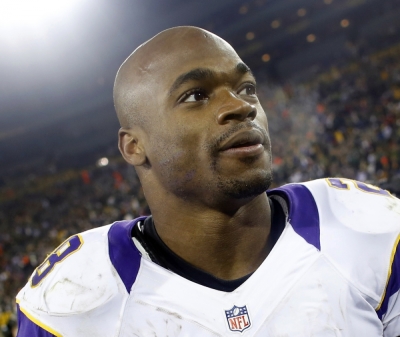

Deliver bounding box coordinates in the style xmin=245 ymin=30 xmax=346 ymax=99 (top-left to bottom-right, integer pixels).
xmin=118 ymin=127 xmax=147 ymax=166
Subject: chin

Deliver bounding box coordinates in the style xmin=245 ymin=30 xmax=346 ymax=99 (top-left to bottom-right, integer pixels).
xmin=217 ymin=169 xmax=273 ymax=199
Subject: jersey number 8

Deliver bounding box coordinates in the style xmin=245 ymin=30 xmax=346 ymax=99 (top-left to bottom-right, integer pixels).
xmin=31 ymin=235 xmax=83 ymax=288
xmin=326 ymin=178 xmax=392 ymax=197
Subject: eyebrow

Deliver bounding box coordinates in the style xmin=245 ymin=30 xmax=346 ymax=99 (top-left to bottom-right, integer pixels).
xmin=168 ymin=62 xmax=254 ymax=96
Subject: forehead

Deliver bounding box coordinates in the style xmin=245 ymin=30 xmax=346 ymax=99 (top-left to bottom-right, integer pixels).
xmin=144 ymin=32 xmax=243 ymax=88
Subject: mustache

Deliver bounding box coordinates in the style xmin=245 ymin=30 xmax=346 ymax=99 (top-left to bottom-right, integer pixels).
xmin=207 ymin=122 xmax=270 ymax=154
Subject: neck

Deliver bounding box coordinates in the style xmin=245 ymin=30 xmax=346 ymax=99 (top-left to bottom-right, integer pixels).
xmin=149 ymin=192 xmax=272 ymax=280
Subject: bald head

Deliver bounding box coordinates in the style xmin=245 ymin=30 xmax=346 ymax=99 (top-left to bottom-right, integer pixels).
xmin=113 ymin=26 xmax=239 ymax=130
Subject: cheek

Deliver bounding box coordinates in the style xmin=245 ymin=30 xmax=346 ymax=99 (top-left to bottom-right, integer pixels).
xmin=149 ymin=126 xmax=205 ymax=177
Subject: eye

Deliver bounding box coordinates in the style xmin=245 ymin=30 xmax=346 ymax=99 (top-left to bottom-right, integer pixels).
xmin=238 ymin=84 xmax=256 ymax=97
xmin=180 ymin=89 xmax=209 ymax=103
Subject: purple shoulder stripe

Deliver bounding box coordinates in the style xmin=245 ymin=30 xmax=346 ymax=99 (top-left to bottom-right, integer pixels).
xmin=376 ymin=240 xmax=400 ymax=320
xmin=16 ymin=305 xmax=56 ymax=337
xmin=268 ymin=184 xmax=321 ymax=250
xmin=108 ymin=217 xmax=147 ymax=293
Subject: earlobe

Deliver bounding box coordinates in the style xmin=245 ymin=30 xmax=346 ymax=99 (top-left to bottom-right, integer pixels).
xmin=118 ymin=128 xmax=147 ymax=166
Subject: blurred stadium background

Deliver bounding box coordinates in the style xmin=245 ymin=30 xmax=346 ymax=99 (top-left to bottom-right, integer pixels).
xmin=1 ymin=0 xmax=400 ymax=335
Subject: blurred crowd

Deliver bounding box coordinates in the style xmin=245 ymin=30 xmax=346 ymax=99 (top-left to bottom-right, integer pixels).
xmin=1 ymin=41 xmax=400 ymax=336
xmin=264 ymin=42 xmax=400 ymax=188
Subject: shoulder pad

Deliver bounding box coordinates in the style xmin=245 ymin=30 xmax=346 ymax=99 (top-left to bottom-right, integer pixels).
xmin=303 ymin=178 xmax=400 ymax=307
xmin=304 ymin=178 xmax=400 ymax=234
xmin=17 ymin=225 xmax=123 ymax=316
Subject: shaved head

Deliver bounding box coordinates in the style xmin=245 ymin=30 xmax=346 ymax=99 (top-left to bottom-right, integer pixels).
xmin=113 ymin=26 xmax=239 ymax=130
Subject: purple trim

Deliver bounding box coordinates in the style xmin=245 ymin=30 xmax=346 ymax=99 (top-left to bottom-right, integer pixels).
xmin=16 ymin=305 xmax=56 ymax=337
xmin=268 ymin=184 xmax=321 ymax=250
xmin=108 ymin=217 xmax=147 ymax=293
xmin=376 ymin=240 xmax=400 ymax=320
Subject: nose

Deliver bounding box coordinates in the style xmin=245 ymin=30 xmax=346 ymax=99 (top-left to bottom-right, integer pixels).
xmin=216 ymin=92 xmax=257 ymax=125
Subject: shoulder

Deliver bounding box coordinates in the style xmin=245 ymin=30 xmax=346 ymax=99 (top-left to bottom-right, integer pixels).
xmin=16 ymin=219 xmax=147 ymax=336
xmin=272 ymin=178 xmax=400 ymax=235
xmin=305 ymin=178 xmax=400 ymax=233
xmin=270 ymin=178 xmax=400 ymax=310
xmin=17 ymin=224 xmax=123 ymax=316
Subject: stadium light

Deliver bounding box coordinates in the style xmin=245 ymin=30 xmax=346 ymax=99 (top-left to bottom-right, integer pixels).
xmin=261 ymin=54 xmax=271 ymax=62
xmin=271 ymin=20 xmax=281 ymax=29
xmin=239 ymin=5 xmax=248 ymax=14
xmin=307 ymin=34 xmax=316 ymax=43
xmin=97 ymin=157 xmax=109 ymax=167
xmin=340 ymin=19 xmax=350 ymax=28
xmin=297 ymin=8 xmax=307 ymax=17
xmin=0 ymin=0 xmax=81 ymax=28
xmin=246 ymin=32 xmax=255 ymax=40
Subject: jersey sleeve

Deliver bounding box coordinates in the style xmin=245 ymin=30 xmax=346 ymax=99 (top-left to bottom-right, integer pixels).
xmin=16 ymin=304 xmax=58 ymax=337
xmin=379 ymin=237 xmax=400 ymax=337
xmin=16 ymin=225 xmax=127 ymax=337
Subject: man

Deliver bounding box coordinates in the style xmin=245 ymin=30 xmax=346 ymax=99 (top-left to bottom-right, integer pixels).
xmin=16 ymin=26 xmax=400 ymax=336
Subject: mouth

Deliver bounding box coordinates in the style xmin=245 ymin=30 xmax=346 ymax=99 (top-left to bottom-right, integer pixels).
xmin=219 ymin=129 xmax=265 ymax=156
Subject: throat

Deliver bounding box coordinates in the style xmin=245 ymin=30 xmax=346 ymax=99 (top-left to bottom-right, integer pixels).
xmin=135 ymin=216 xmax=254 ymax=291
xmin=133 ymin=196 xmax=286 ymax=285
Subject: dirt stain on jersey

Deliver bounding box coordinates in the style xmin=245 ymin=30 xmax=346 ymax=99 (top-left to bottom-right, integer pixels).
xmin=156 ymin=306 xmax=182 ymax=319
xmin=44 ymin=277 xmax=112 ymax=313
xmin=386 ymin=197 xmax=400 ymax=215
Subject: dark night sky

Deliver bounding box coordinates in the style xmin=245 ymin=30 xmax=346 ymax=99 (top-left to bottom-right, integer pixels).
xmin=0 ymin=0 xmax=243 ymax=138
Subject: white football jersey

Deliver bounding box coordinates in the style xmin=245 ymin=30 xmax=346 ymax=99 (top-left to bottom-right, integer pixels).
xmin=16 ymin=179 xmax=400 ymax=336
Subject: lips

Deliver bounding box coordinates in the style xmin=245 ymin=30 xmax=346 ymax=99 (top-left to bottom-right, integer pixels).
xmin=219 ymin=129 xmax=265 ymax=152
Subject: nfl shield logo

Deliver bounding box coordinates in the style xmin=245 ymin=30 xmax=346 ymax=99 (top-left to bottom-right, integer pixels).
xmin=225 ymin=305 xmax=251 ymax=333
